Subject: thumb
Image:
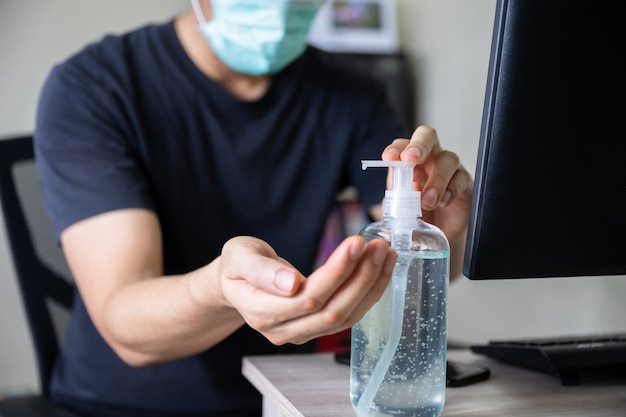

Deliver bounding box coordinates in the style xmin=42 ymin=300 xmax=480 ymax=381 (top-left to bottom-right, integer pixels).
xmin=220 ymin=236 xmax=303 ymax=296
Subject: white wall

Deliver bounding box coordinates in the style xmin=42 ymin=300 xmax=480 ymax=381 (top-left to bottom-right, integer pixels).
xmin=1 ymin=0 xmax=625 ymax=394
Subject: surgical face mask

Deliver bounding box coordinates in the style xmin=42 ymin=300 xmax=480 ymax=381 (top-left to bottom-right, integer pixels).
xmin=191 ymin=0 xmax=324 ymax=75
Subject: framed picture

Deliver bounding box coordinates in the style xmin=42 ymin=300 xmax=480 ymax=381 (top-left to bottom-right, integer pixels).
xmin=308 ymin=0 xmax=399 ymax=53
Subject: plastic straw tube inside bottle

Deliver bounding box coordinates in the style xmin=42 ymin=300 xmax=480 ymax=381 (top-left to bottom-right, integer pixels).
xmin=355 ymin=228 xmax=411 ymax=415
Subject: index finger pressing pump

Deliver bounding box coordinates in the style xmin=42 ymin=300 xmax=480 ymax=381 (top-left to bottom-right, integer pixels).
xmin=351 ymin=161 xmax=450 ymax=417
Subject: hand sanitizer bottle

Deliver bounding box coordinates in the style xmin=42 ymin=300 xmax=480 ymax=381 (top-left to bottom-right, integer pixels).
xmin=351 ymin=161 xmax=450 ymax=417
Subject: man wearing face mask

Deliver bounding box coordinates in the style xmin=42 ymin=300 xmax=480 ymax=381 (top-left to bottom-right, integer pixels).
xmin=35 ymin=1 xmax=473 ymax=416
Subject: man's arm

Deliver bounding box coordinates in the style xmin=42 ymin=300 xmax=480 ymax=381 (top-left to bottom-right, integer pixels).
xmin=60 ymin=208 xmax=244 ymax=366
xmin=61 ymin=208 xmax=397 ymax=367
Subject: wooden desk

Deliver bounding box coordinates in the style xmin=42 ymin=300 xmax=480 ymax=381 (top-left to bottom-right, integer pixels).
xmin=242 ymin=349 xmax=626 ymax=417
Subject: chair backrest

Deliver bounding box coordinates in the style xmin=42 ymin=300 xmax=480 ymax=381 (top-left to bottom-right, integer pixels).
xmin=0 ymin=136 xmax=74 ymax=397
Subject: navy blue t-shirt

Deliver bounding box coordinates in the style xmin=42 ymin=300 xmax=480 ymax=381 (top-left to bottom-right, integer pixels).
xmin=35 ymin=20 xmax=408 ymax=417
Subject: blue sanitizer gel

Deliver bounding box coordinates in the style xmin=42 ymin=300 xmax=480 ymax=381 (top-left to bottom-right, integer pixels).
xmin=351 ymin=161 xmax=450 ymax=417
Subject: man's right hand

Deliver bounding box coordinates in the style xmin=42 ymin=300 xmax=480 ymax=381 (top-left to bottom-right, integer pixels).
xmin=215 ymin=235 xmax=396 ymax=346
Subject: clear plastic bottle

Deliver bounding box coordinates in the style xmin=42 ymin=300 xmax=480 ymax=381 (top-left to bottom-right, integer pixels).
xmin=351 ymin=161 xmax=450 ymax=417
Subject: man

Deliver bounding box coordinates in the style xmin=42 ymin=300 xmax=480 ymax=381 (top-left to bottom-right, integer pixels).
xmin=35 ymin=0 xmax=473 ymax=416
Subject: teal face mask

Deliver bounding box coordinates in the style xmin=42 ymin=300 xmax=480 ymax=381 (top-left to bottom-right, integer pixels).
xmin=192 ymin=0 xmax=324 ymax=75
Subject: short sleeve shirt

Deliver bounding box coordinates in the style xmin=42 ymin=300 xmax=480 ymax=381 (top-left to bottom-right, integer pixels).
xmin=35 ymin=20 xmax=409 ymax=417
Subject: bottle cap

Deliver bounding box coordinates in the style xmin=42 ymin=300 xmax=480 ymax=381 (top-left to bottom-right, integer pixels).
xmin=362 ymin=160 xmax=422 ymax=218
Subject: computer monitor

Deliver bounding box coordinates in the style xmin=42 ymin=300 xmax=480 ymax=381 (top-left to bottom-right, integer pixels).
xmin=463 ymin=0 xmax=626 ymax=280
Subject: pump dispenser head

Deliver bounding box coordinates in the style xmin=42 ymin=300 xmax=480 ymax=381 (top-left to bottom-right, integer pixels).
xmin=362 ymin=160 xmax=422 ymax=218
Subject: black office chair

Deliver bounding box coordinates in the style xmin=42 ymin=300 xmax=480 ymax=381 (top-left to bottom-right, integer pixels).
xmin=0 ymin=136 xmax=81 ymax=416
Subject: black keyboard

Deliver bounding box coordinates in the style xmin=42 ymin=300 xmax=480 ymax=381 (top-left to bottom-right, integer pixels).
xmin=470 ymin=333 xmax=626 ymax=385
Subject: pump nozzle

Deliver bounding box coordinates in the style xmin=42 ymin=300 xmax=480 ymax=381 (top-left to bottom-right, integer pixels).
xmin=362 ymin=160 xmax=421 ymax=218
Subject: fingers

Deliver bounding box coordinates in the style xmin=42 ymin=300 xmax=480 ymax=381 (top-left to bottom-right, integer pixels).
xmin=297 ymin=238 xmax=397 ymax=341
xmin=381 ymin=125 xmax=473 ymax=210
xmin=219 ymin=235 xmax=397 ymax=346
xmin=382 ymin=125 xmax=441 ymax=163
xmin=268 ymin=238 xmax=397 ymax=345
xmin=300 ymin=238 xmax=395 ymax=320
xmin=419 ymin=150 xmax=460 ymax=209
xmin=299 ymin=236 xmax=367 ymax=299
xmin=220 ymin=236 xmax=303 ymax=296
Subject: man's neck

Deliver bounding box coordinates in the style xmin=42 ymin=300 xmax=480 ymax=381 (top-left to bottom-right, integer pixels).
xmin=174 ymin=8 xmax=271 ymax=101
